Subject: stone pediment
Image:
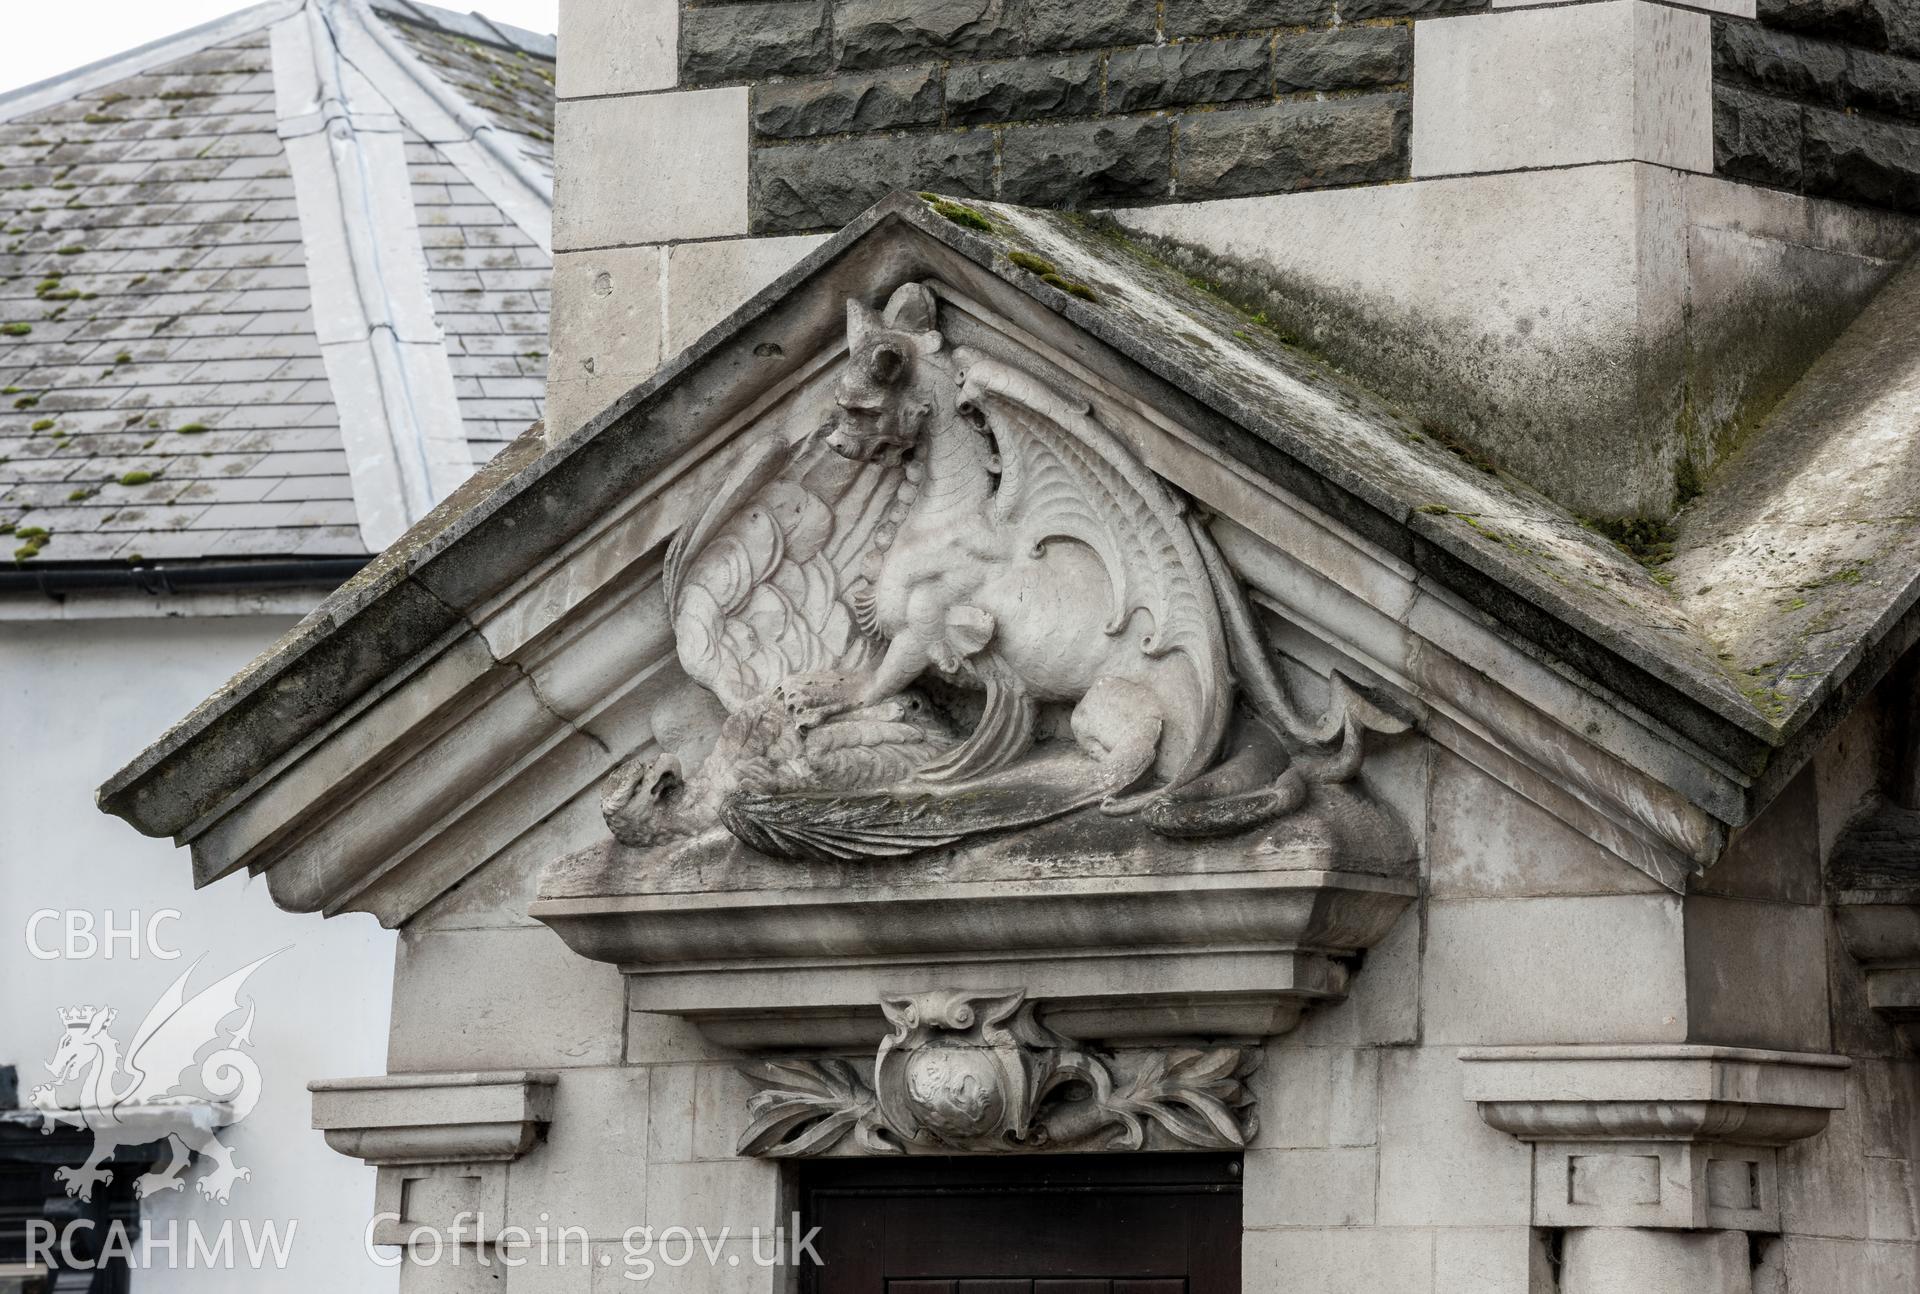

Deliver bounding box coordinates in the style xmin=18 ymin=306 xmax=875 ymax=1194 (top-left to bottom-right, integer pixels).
xmin=96 ymin=190 xmax=1892 ymax=945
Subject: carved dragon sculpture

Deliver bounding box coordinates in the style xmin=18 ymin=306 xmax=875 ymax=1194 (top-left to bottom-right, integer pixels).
xmin=603 ymin=282 xmax=1407 ymax=861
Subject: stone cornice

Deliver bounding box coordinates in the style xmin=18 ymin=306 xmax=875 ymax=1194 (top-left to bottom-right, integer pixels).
xmin=309 ymin=1070 xmax=556 ymax=1166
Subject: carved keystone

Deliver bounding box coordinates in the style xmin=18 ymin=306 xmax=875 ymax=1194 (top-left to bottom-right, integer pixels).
xmin=736 ymin=989 xmax=1258 ymax=1157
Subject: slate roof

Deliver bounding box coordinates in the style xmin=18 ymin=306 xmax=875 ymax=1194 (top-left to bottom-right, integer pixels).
xmin=94 ymin=193 xmax=1920 ymax=849
xmin=0 ymin=0 xmax=553 ymax=575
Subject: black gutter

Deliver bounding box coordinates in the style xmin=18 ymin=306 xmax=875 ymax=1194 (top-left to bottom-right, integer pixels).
xmin=0 ymin=559 xmax=369 ymax=599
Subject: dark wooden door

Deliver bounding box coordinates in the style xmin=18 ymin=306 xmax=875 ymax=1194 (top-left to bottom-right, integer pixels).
xmin=800 ymin=1155 xmax=1241 ymax=1294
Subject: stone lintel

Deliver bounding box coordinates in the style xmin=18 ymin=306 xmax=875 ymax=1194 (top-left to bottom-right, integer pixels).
xmin=1460 ymin=1044 xmax=1848 ymax=1232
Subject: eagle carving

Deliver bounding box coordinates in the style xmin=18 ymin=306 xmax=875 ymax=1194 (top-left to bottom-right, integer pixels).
xmin=602 ymin=282 xmax=1407 ymax=861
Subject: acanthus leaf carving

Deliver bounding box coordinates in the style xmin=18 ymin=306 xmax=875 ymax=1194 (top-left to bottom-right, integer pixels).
xmin=602 ymin=279 xmax=1410 ymax=862
xmin=733 ymin=989 xmax=1259 ymax=1158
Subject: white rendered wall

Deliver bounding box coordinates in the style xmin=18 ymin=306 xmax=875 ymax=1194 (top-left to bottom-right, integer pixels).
xmin=0 ymin=613 xmax=399 ymax=1293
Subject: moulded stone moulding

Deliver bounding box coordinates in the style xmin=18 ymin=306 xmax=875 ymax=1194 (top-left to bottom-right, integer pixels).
xmin=309 ymin=1070 xmax=559 ymax=1166
xmin=1827 ymin=779 xmax=1920 ymax=1027
xmin=1460 ymin=1045 xmax=1848 ymax=1232
xmin=534 ymin=808 xmax=1417 ymax=1049
xmin=310 ymin=1071 xmax=557 ymax=1246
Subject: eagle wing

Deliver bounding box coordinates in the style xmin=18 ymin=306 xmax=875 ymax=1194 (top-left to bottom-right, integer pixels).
xmin=666 ymin=429 xmax=907 ymax=713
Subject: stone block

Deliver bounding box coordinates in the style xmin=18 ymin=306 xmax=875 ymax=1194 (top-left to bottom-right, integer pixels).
xmin=680 ymin=2 xmax=830 ymax=83
xmin=1243 ymin=1146 xmax=1379 ymax=1226
xmin=1255 ymin=1045 xmax=1380 ymax=1147
xmin=1177 ymin=94 xmax=1409 ymax=200
xmin=749 ymin=130 xmax=995 ymax=233
xmin=1165 ymin=0 xmax=1333 ymax=36
xmin=1713 ymin=82 xmax=1806 ymax=188
xmin=1425 ymin=895 xmax=1687 ymax=1045
xmin=647 ymin=1063 xmax=700 ymax=1163
xmin=946 ymin=52 xmax=1103 ymax=124
xmin=1344 ymin=0 xmax=1486 ymax=15
xmin=832 ymin=0 xmax=1023 ymax=70
xmin=1684 ymin=896 xmax=1830 ymax=1050
xmin=556 ymin=0 xmax=677 ymax=99
xmin=1015 ymin=0 xmax=1158 ymax=49
xmin=1712 ymin=16 xmax=1846 ymax=103
xmin=1781 ymin=1236 xmax=1920 ymax=1294
xmin=389 ymin=926 xmax=627 ymax=1071
xmin=643 ymin=1159 xmax=783 ymax=1231
xmin=1433 ymin=1227 xmax=1545 ymax=1294
xmin=1780 ymin=1086 xmax=1870 ymax=1239
xmin=750 ymin=66 xmax=942 ymax=139
xmin=548 ymin=247 xmax=663 ymax=440
xmin=1411 ymin=1 xmax=1713 ymax=177
xmin=1428 ymin=747 xmax=1663 ymax=898
xmin=553 ymin=90 xmax=749 ymax=249
xmin=690 ymin=1063 xmax=760 ymax=1161
xmin=506 ymin=1068 xmax=650 ymax=1240
xmin=1273 ymin=26 xmax=1414 ymax=92
xmin=1804 ymin=103 xmax=1920 ymax=210
xmin=665 ymin=235 xmax=829 ymax=354
xmin=1760 ymin=0 xmax=1917 ymax=55
xmin=1848 ymin=45 xmax=1920 ymax=118
xmin=999 ymin=117 xmax=1173 ymax=207
xmin=1559 ymin=1228 xmax=1750 ymax=1294
xmin=1377 ymin=1048 xmax=1532 ymax=1227
xmin=1868 ymin=1156 xmax=1920 ymax=1241
xmin=1106 ymin=38 xmax=1273 ymax=113
xmin=1697 ymin=765 xmax=1820 ymax=902
xmin=1242 ymin=1227 xmax=1435 ymax=1292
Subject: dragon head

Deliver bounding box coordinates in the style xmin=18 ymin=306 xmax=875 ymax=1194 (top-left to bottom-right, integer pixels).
xmin=602 ymin=753 xmax=695 ymax=848
xmin=827 ymin=282 xmax=944 ymax=466
xmin=45 ymin=1006 xmax=114 ymax=1082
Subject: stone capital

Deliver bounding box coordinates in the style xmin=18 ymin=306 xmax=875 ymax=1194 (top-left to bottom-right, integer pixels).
xmin=1459 ymin=1045 xmax=1848 ymax=1232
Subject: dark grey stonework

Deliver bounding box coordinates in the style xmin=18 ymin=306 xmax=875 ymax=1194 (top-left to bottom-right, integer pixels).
xmin=1711 ymin=11 xmax=1920 ymax=213
xmin=1107 ymin=38 xmax=1272 ymax=112
xmin=1000 ymin=117 xmax=1174 ymax=206
xmin=1178 ymin=94 xmax=1410 ymax=200
xmin=1804 ymin=103 xmax=1920 ymax=207
xmin=1164 ymin=0 xmax=1334 ymax=36
xmin=1713 ymin=21 xmax=1846 ymax=104
xmin=681 ymin=2 xmax=831 ymax=83
xmin=833 ymin=0 xmax=1023 ymax=70
xmin=1017 ymin=0 xmax=1157 ymax=51
xmin=752 ymin=131 xmax=996 ymax=232
xmin=703 ymin=0 xmax=1425 ymax=230
xmin=1273 ymin=26 xmax=1414 ymax=92
xmin=1714 ymin=83 xmax=1807 ymax=188
xmin=947 ymin=53 xmax=1104 ymax=123
xmin=752 ymin=65 xmax=944 ymax=138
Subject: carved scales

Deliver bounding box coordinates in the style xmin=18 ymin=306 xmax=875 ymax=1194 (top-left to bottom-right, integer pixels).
xmin=735 ymin=990 xmax=1259 ymax=1158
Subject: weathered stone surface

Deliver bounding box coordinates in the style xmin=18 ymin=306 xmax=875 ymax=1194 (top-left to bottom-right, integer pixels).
xmin=680 ymin=2 xmax=831 ymax=83
xmin=750 ymin=131 xmax=995 ymax=232
xmin=1341 ymin=0 xmax=1487 ymax=18
xmin=553 ymin=89 xmax=751 ymax=249
xmin=833 ymin=0 xmax=1022 ymax=70
xmin=1165 ymin=0 xmax=1332 ymax=35
xmin=1107 ymin=38 xmax=1273 ymax=112
xmin=1273 ymin=25 xmax=1414 ymax=91
xmin=1000 ymin=117 xmax=1174 ymax=205
xmin=1759 ymin=0 xmax=1906 ymax=53
xmin=1015 ymin=0 xmax=1158 ymax=50
xmin=556 ymin=0 xmax=676 ymax=98
xmin=750 ymin=65 xmax=943 ymax=138
xmin=1178 ymin=95 xmax=1408 ymax=200
xmin=1712 ymin=16 xmax=1847 ymax=103
xmin=1804 ymin=103 xmax=1920 ymax=208
xmin=665 ymin=234 xmax=830 ymax=352
xmin=1847 ymin=45 xmax=1920 ymax=117
xmin=1714 ymin=82 xmax=1806 ymax=186
xmin=946 ymin=52 xmax=1104 ymax=124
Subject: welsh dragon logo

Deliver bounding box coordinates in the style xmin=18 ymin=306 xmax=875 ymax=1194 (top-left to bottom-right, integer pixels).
xmin=30 ymin=952 xmax=277 ymax=1204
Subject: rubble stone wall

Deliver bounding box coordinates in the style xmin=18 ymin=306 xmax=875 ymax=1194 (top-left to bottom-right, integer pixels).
xmin=673 ymin=0 xmax=1480 ymax=235
xmin=1715 ymin=0 xmax=1920 ymax=212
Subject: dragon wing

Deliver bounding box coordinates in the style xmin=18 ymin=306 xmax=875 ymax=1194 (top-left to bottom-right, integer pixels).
xmin=953 ymin=350 xmax=1232 ymax=785
xmin=122 ymin=951 xmax=278 ymax=1106
xmin=666 ymin=427 xmax=906 ymax=713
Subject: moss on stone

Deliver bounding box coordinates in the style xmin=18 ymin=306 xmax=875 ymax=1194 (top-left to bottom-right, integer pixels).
xmin=920 ymin=194 xmax=994 ymax=233
xmin=1 ymin=323 xmax=31 ymax=337
xmin=1007 ymin=251 xmax=1058 ymax=276
xmin=1039 ymin=272 xmax=1097 ymax=301
xmin=118 ymin=470 xmax=155 ymax=486
xmin=30 ymin=418 xmax=52 ymax=432
xmin=175 ymin=422 xmax=208 ymax=435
